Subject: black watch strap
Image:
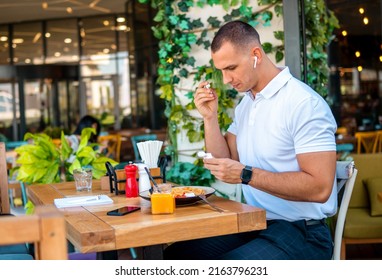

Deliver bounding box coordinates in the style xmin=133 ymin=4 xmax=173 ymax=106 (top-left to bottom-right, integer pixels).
xmin=240 ymin=165 xmax=253 ymax=185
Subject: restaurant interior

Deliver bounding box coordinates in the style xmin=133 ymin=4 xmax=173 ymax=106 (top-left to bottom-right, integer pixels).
xmin=1 ymin=0 xmax=382 ymax=260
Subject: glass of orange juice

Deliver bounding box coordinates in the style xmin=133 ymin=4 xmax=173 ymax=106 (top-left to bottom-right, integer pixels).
xmin=150 ymin=183 xmax=175 ymax=214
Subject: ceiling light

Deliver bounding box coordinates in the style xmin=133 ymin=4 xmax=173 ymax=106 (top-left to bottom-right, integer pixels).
xmin=380 ymin=56 xmax=382 ymax=62
xmin=359 ymin=8 xmax=364 ymax=14
xmin=54 ymin=52 xmax=61 ymax=57
xmin=355 ymin=51 xmax=361 ymax=58
xmin=117 ymin=17 xmax=126 ymax=23
xmin=33 ymin=32 xmax=41 ymax=43
xmin=117 ymin=25 xmax=127 ymax=31
xmin=357 ymin=66 xmax=363 ymax=72
xmin=103 ymin=20 xmax=110 ymax=26
xmin=25 ymin=58 xmax=31 ymax=64
xmin=67 ymin=7 xmax=73 ymax=14
xmin=363 ymin=17 xmax=369 ymax=25
xmin=103 ymin=48 xmax=110 ymax=54
xmin=45 ymin=32 xmax=51 ymax=38
xmin=12 ymin=44 xmax=17 ymax=48
xmin=42 ymin=2 xmax=48 ymax=10
xmin=341 ymin=30 xmax=347 ymax=36
xmin=64 ymin=38 xmax=72 ymax=44
xmin=0 ymin=36 xmax=7 ymax=42
xmin=89 ymin=0 xmax=100 ymax=8
xmin=111 ymin=44 xmax=117 ymax=50
xmin=12 ymin=38 xmax=24 ymax=44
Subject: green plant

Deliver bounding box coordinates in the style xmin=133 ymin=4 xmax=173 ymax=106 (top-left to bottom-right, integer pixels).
xmin=167 ymin=161 xmax=215 ymax=187
xmin=141 ymin=0 xmax=338 ymax=164
xmin=141 ymin=0 xmax=284 ymax=164
xmin=43 ymin=126 xmax=69 ymax=139
xmin=14 ymin=128 xmax=117 ymax=184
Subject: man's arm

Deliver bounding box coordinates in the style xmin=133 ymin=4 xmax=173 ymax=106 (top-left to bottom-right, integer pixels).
xmin=194 ymin=81 xmax=234 ymax=159
xmin=203 ymin=151 xmax=336 ymax=203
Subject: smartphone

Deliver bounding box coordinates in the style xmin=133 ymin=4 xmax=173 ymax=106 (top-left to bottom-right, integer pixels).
xmin=107 ymin=206 xmax=141 ymax=216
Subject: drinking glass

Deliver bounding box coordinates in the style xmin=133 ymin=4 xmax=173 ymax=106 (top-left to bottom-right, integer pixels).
xmin=73 ymin=168 xmax=93 ymax=192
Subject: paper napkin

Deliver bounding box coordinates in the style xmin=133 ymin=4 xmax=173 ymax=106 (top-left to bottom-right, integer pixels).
xmin=54 ymin=195 xmax=113 ymax=208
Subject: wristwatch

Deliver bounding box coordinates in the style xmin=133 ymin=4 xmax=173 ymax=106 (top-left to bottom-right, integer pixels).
xmin=240 ymin=165 xmax=253 ymax=185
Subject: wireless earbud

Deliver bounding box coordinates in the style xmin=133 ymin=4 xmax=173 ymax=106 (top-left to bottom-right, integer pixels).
xmin=253 ymin=56 xmax=258 ymax=68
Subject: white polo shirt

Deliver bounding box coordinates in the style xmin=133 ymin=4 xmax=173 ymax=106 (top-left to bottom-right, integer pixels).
xmin=227 ymin=67 xmax=337 ymax=221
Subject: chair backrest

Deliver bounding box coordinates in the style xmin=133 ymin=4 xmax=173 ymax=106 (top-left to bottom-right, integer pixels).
xmin=130 ymin=134 xmax=157 ymax=161
xmin=354 ymin=131 xmax=378 ymax=154
xmin=336 ymin=126 xmax=348 ymax=135
xmin=0 ymin=205 xmax=68 ymax=260
xmin=5 ymin=141 xmax=28 ymax=151
xmin=52 ymin=138 xmax=62 ymax=148
xmin=373 ymin=131 xmax=382 ymax=153
xmin=0 ymin=142 xmax=10 ymax=214
xmin=332 ymin=161 xmax=357 ymax=260
xmin=98 ymin=134 xmax=122 ymax=162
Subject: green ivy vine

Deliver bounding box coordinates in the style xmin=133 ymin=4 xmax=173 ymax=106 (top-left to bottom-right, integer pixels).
xmin=138 ymin=0 xmax=338 ymax=165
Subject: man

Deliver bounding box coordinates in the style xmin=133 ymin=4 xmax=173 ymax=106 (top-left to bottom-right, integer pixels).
xmin=164 ymin=20 xmax=337 ymax=260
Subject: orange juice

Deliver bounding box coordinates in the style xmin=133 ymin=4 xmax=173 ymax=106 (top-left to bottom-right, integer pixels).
xmin=151 ymin=193 xmax=175 ymax=214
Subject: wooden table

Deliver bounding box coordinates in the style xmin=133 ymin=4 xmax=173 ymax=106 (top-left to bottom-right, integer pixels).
xmin=27 ymin=180 xmax=266 ymax=259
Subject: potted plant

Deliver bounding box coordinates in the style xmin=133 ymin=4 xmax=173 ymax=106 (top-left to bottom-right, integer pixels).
xmin=13 ymin=127 xmax=118 ymax=184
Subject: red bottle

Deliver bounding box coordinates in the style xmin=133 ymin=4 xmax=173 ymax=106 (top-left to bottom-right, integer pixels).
xmin=124 ymin=163 xmax=138 ymax=198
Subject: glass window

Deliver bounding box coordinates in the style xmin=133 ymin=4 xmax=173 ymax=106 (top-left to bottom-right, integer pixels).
xmin=80 ymin=16 xmax=117 ymax=77
xmin=46 ymin=19 xmax=79 ymax=64
xmin=327 ymin=1 xmax=382 ymax=130
xmin=116 ymin=14 xmax=128 ymax=53
xmin=80 ymin=16 xmax=117 ymax=59
xmin=0 ymin=25 xmax=9 ymax=65
xmin=13 ymin=22 xmax=43 ymax=65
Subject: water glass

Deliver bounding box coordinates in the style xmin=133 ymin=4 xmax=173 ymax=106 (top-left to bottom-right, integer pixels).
xmin=73 ymin=168 xmax=92 ymax=192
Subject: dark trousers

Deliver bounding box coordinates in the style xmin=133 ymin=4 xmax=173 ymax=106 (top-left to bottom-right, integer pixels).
xmin=164 ymin=219 xmax=333 ymax=260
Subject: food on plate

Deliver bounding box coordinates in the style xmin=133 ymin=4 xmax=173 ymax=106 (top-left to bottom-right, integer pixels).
xmin=171 ymin=187 xmax=205 ymax=198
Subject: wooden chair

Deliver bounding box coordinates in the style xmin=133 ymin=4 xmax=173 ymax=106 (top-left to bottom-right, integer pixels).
xmin=1 ymin=142 xmax=68 ymax=260
xmin=52 ymin=138 xmax=62 ymax=147
xmin=354 ymin=131 xmax=378 ymax=154
xmin=336 ymin=126 xmax=348 ymax=135
xmin=1 ymin=142 xmax=10 ymax=214
xmin=98 ymin=134 xmax=122 ymax=162
xmin=373 ymin=131 xmax=382 ymax=153
xmin=0 ymin=205 xmax=68 ymax=260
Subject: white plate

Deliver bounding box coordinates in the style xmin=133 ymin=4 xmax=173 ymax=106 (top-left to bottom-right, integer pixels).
xmin=139 ymin=186 xmax=215 ymax=205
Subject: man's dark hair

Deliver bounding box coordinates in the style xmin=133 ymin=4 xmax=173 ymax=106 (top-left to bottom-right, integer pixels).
xmin=211 ymin=20 xmax=261 ymax=53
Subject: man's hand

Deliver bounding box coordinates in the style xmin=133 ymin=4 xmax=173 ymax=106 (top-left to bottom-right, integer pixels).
xmin=203 ymin=157 xmax=245 ymax=184
xmin=194 ymin=81 xmax=218 ymax=120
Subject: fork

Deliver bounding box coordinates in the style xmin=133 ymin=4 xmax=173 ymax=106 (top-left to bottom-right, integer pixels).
xmin=198 ymin=195 xmax=225 ymax=213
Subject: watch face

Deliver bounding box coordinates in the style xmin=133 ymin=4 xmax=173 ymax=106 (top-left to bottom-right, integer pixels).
xmin=241 ymin=166 xmax=252 ymax=184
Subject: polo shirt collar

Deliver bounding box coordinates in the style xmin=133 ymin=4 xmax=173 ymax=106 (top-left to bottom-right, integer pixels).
xmin=245 ymin=66 xmax=292 ymax=100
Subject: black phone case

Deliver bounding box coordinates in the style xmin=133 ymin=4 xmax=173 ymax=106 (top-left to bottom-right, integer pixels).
xmin=107 ymin=207 xmax=140 ymax=216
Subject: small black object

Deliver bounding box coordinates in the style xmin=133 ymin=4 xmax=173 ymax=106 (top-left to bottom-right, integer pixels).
xmin=105 ymin=161 xmax=127 ymax=195
xmin=107 ymin=206 xmax=141 ymax=216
